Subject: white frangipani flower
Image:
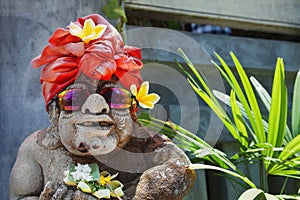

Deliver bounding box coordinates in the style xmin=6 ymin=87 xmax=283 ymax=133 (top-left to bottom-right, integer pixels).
xmin=70 ymin=164 xmax=93 ymax=181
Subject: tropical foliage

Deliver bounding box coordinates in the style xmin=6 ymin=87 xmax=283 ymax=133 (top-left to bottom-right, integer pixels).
xmin=138 ymin=49 xmax=300 ymax=199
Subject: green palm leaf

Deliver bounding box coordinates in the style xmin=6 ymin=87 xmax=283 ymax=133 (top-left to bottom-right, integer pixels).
xmin=250 ymin=76 xmax=292 ymax=143
xmin=230 ymin=52 xmax=266 ymax=144
xmin=292 ymin=70 xmax=300 ymax=137
xmin=267 ymin=58 xmax=287 ymax=161
xmin=230 ymin=90 xmax=249 ymax=148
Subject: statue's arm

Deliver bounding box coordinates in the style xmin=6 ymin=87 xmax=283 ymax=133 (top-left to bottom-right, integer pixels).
xmin=9 ymin=132 xmax=44 ymax=200
xmin=133 ymin=141 xmax=196 ymax=200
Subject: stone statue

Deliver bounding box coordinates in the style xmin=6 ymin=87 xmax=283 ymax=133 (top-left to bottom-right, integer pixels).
xmin=9 ymin=14 xmax=195 ymax=200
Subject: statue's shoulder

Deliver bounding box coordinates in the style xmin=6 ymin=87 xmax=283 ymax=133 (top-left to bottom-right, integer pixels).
xmin=19 ymin=129 xmax=45 ymax=153
xmin=19 ymin=128 xmax=61 ymax=157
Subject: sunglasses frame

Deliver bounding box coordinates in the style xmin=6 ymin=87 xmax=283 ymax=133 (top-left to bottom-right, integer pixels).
xmin=54 ymin=87 xmax=136 ymax=112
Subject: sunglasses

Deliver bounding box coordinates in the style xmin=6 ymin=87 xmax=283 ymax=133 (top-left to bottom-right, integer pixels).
xmin=56 ymin=87 xmax=134 ymax=111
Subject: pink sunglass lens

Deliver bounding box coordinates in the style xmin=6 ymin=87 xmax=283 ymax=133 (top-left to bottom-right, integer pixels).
xmin=58 ymin=89 xmax=90 ymax=111
xmin=100 ymin=88 xmax=132 ymax=109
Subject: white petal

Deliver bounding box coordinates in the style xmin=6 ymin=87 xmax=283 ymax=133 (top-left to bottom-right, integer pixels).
xmin=69 ymin=22 xmax=84 ymax=38
xmin=130 ymin=84 xmax=138 ymax=96
xmin=93 ymin=189 xmax=111 ymax=199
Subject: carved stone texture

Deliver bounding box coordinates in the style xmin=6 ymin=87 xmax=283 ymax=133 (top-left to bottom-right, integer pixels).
xmin=9 ymin=75 xmax=195 ymax=200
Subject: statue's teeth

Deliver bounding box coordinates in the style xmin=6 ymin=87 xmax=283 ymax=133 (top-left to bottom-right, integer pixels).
xmin=83 ymin=121 xmax=93 ymax=126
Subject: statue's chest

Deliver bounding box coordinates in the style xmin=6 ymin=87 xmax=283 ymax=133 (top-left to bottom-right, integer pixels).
xmin=37 ymin=147 xmax=74 ymax=183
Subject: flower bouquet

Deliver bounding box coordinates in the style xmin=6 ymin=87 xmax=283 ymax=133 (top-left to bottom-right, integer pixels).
xmin=64 ymin=163 xmax=124 ymax=199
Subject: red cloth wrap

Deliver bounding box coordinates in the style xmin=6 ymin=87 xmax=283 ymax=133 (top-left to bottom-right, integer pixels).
xmin=32 ymin=14 xmax=143 ymax=107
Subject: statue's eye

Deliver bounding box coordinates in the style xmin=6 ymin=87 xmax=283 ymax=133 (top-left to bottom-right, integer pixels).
xmin=99 ymin=88 xmax=133 ymax=109
xmin=57 ymin=89 xmax=90 ymax=111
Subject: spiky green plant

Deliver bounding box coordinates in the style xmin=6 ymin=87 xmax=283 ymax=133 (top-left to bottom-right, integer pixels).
xmin=138 ymin=49 xmax=300 ymax=199
xmin=176 ymin=48 xmax=300 ymax=179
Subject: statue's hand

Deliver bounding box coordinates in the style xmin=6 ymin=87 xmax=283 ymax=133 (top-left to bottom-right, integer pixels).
xmin=133 ymin=163 xmax=195 ymax=200
xmin=39 ymin=181 xmax=74 ymax=200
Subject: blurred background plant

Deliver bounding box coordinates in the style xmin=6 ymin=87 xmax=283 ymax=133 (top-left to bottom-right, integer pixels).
xmin=139 ymin=49 xmax=300 ymax=199
xmin=102 ymin=0 xmax=127 ymax=33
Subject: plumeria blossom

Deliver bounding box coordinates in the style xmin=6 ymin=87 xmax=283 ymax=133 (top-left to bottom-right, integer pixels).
xmin=69 ymin=18 xmax=107 ymax=44
xmin=70 ymin=163 xmax=93 ymax=181
xmin=130 ymin=81 xmax=160 ymax=109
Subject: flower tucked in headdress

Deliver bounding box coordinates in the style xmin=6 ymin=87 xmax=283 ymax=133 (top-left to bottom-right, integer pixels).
xmin=69 ymin=18 xmax=107 ymax=44
xmin=32 ymin=14 xmax=143 ymax=108
xmin=130 ymin=81 xmax=160 ymax=109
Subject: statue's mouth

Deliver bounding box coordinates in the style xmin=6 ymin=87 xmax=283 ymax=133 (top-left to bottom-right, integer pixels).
xmin=75 ymin=114 xmax=115 ymax=131
xmin=79 ymin=121 xmax=114 ymax=127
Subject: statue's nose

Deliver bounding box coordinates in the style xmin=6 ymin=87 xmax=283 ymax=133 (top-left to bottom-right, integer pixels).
xmin=81 ymin=93 xmax=109 ymax=114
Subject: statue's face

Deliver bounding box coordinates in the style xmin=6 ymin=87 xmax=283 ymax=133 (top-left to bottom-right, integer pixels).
xmin=57 ymin=77 xmax=134 ymax=156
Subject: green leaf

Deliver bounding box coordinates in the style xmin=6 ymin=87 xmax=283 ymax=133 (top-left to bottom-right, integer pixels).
xmin=211 ymin=60 xmax=236 ymax=95
xmin=190 ymin=164 xmax=257 ymax=188
xmin=265 ymin=193 xmax=281 ymax=200
xmin=279 ymin=134 xmax=300 ymax=161
xmin=230 ymin=90 xmax=249 ymax=148
xmin=230 ymin=52 xmax=265 ymax=144
xmin=250 ymin=76 xmax=292 ymax=144
xmin=214 ymin=53 xmax=262 ymax=145
xmin=178 ymin=48 xmax=214 ymax=99
xmin=89 ymin=163 xmax=100 ymax=180
xmin=268 ymin=169 xmax=300 ymax=179
xmin=276 ymin=194 xmax=300 ymax=200
xmin=213 ymin=90 xmax=259 ymax=143
xmin=238 ymin=188 xmax=280 ymax=200
xmin=69 ymin=163 xmax=76 ymax=172
xmin=250 ymin=76 xmax=271 ymax=111
xmin=175 ymin=59 xmax=201 ymax=91
xmin=178 ymin=49 xmax=224 ymax=113
xmin=138 ymin=113 xmax=239 ymax=170
xmin=238 ymin=188 xmax=264 ymax=200
xmin=268 ymin=58 xmax=287 ymax=152
xmin=278 ymin=85 xmax=288 ymax=145
xmin=268 ymin=134 xmax=300 ymax=176
xmin=114 ymin=7 xmax=127 ymax=22
xmin=191 ymin=84 xmax=241 ymax=142
xmin=102 ymin=0 xmax=120 ymax=19
xmin=292 ymin=70 xmax=300 ymax=137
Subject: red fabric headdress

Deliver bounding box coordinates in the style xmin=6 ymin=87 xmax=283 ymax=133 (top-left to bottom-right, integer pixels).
xmin=32 ymin=14 xmax=143 ymax=107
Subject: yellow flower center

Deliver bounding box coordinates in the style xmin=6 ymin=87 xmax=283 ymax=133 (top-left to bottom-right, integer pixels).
xmin=130 ymin=81 xmax=160 ymax=109
xmin=69 ymin=18 xmax=107 ymax=44
xmin=100 ymin=175 xmax=111 ymax=186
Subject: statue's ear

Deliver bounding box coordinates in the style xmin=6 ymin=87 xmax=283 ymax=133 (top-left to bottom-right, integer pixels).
xmin=39 ymin=101 xmax=62 ymax=149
